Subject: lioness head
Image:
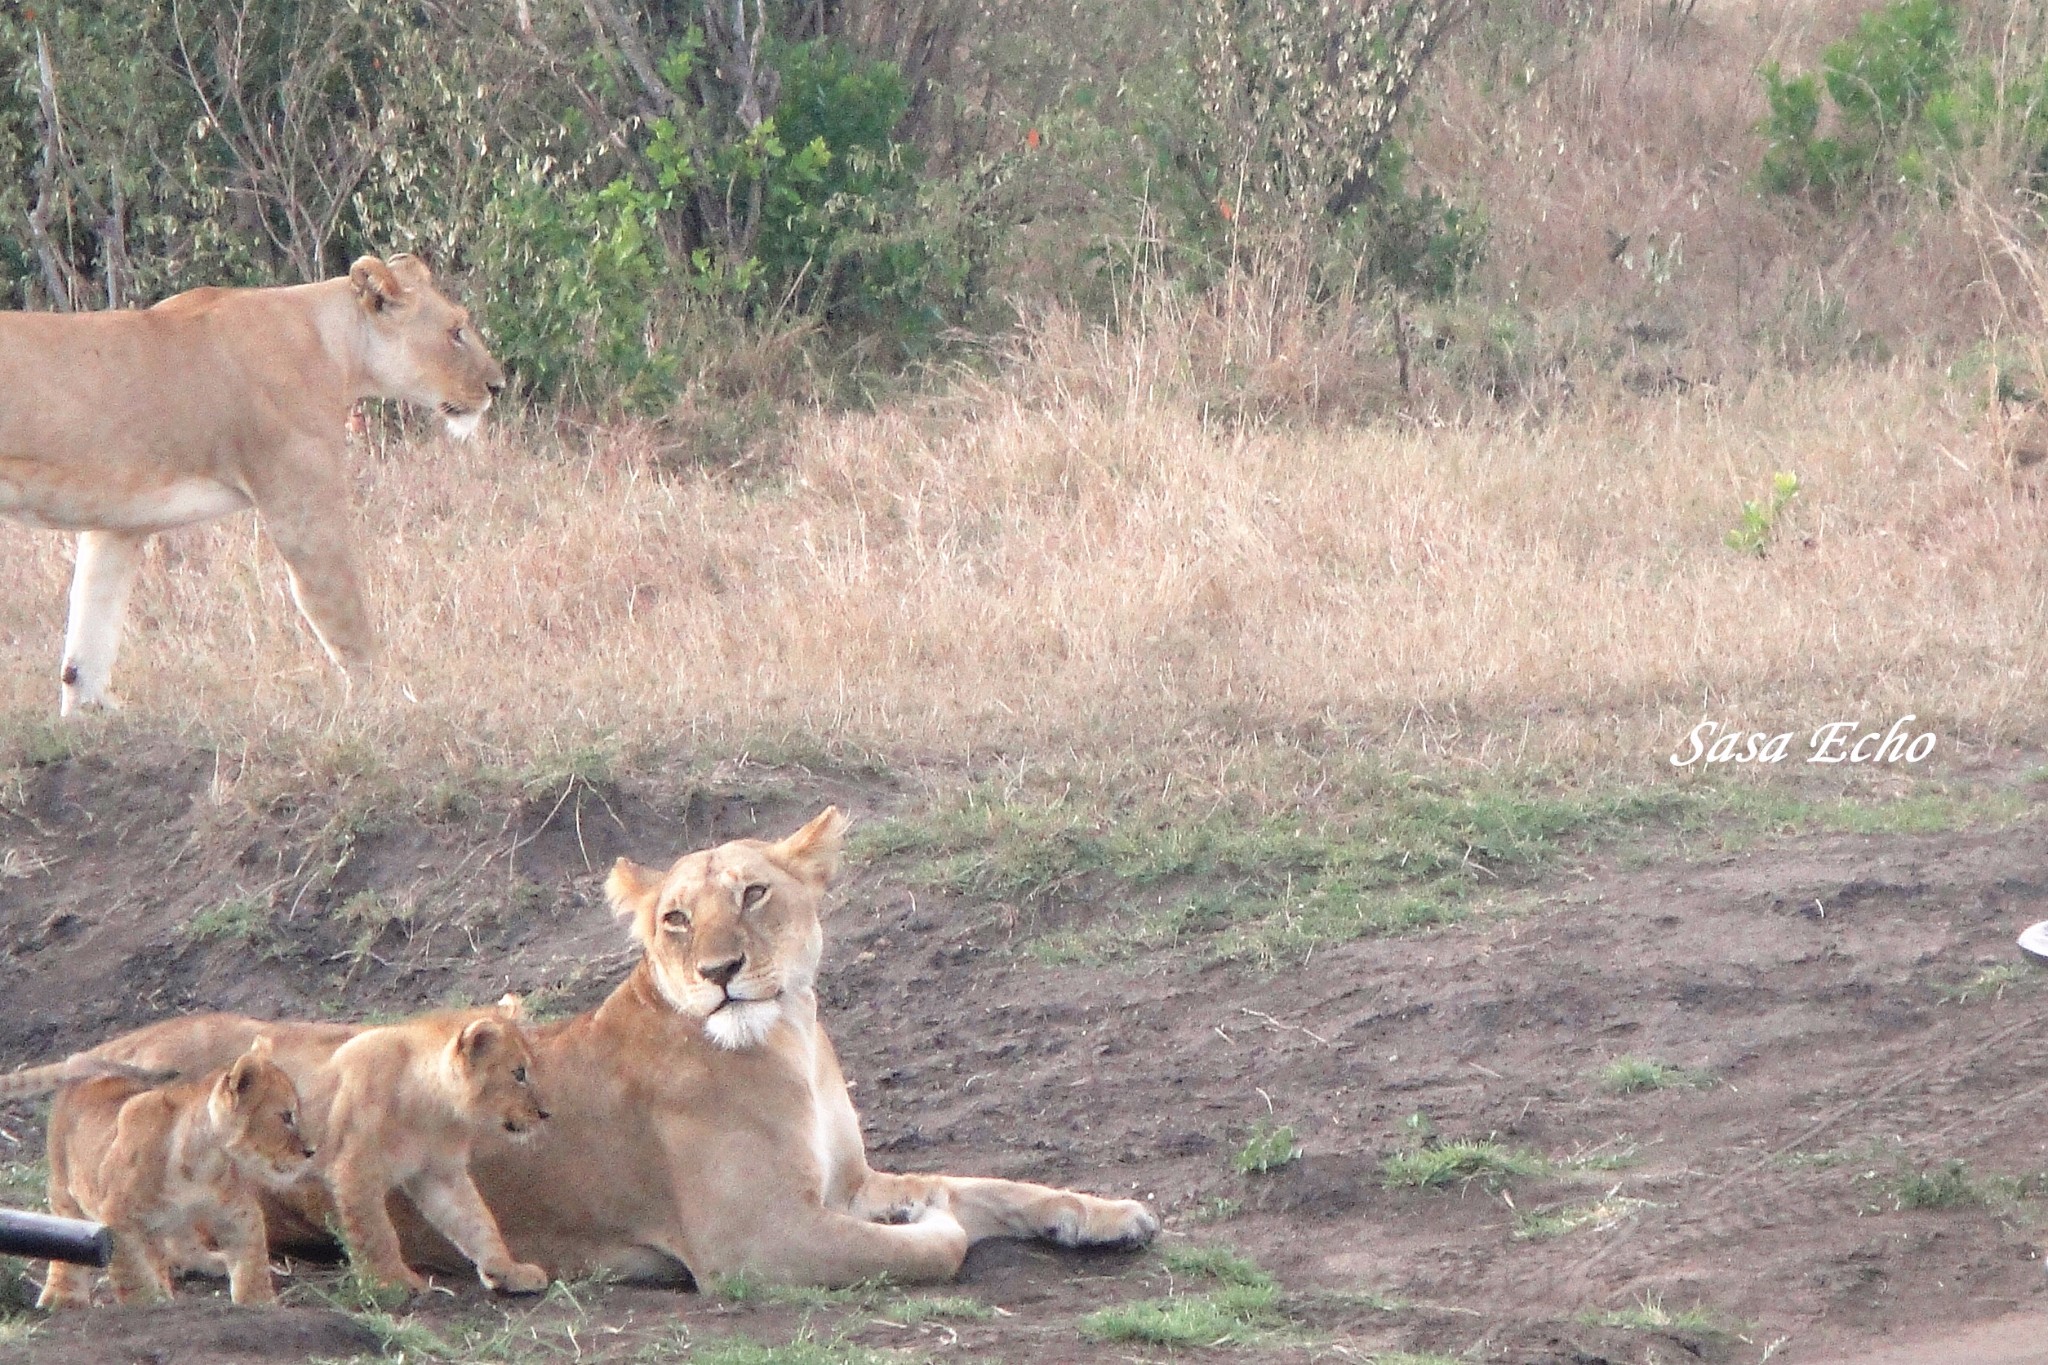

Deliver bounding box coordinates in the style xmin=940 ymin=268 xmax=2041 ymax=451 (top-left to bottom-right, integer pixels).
xmin=208 ymin=1037 xmax=315 ymax=1188
xmin=606 ymin=807 xmax=851 ymax=1051
xmin=348 ymin=254 xmax=506 ymax=439
xmin=447 ymin=998 xmax=549 ymax=1137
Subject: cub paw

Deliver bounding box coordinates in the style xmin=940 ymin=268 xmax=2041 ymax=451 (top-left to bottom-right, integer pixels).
xmin=486 ymin=1261 xmax=551 ymax=1295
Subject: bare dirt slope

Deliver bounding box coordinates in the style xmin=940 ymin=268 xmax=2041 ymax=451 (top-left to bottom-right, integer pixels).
xmin=5 ymin=745 xmax=2048 ymax=1363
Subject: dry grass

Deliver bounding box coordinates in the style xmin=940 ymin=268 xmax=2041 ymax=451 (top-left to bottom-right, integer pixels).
xmin=1 ymin=316 xmax=2042 ymax=788
xmin=1416 ymin=0 xmax=2046 ymax=380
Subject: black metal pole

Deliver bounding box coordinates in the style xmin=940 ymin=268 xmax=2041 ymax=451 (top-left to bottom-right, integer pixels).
xmin=0 ymin=1209 xmax=111 ymax=1266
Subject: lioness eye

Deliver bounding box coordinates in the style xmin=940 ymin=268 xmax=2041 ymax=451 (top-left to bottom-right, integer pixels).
xmin=741 ymin=883 xmax=769 ymax=910
xmin=450 ymin=325 xmax=467 ymax=347
xmin=513 ymin=1066 xmax=528 ymax=1084
xmin=661 ymin=906 xmax=690 ymax=929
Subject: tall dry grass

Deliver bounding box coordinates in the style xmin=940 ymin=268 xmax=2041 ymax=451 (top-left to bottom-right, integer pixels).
xmin=2 ymin=308 xmax=2042 ymax=788
xmin=1416 ymin=0 xmax=2045 ymax=379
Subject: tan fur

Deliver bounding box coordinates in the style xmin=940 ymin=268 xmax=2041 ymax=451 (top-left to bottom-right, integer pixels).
xmin=306 ymin=999 xmax=551 ymax=1295
xmin=37 ymin=1038 xmax=313 ymax=1309
xmin=0 ymin=254 xmax=506 ymax=714
xmin=0 ymin=1054 xmax=177 ymax=1101
xmin=81 ymin=810 xmax=1158 ymax=1287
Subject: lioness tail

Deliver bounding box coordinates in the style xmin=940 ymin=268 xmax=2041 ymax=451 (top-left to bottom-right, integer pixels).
xmin=0 ymin=1056 xmax=180 ymax=1101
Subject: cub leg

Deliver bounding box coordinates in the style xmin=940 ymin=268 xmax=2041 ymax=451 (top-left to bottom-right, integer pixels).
xmin=407 ymin=1168 xmax=548 ymax=1294
xmin=59 ymin=529 xmax=147 ymax=716
xmin=328 ymin=1157 xmax=427 ymax=1293
xmin=101 ymin=1222 xmax=173 ymax=1305
xmin=36 ymin=1185 xmax=96 ymax=1309
xmin=214 ymin=1190 xmax=277 ymax=1306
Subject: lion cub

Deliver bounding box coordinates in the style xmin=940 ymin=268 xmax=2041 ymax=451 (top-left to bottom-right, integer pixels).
xmin=314 ymin=997 xmax=550 ymax=1295
xmin=38 ymin=1037 xmax=313 ymax=1308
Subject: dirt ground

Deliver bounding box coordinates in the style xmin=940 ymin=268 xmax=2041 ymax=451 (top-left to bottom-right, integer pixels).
xmin=7 ymin=744 xmax=2048 ymax=1363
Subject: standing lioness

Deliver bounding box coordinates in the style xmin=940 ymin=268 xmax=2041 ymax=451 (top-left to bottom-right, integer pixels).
xmin=79 ymin=809 xmax=1159 ymax=1286
xmin=0 ymin=255 xmax=505 ymax=714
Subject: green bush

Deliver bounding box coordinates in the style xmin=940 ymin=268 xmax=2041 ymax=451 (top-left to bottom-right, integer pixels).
xmin=1759 ymin=0 xmax=2048 ymax=206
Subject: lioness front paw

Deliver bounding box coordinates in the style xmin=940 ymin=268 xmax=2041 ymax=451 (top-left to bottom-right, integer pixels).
xmin=484 ymin=1261 xmax=550 ymax=1295
xmin=1046 ymin=1197 xmax=1159 ymax=1249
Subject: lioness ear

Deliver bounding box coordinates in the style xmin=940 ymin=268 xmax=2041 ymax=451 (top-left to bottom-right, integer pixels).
xmin=772 ymin=807 xmax=851 ymax=890
xmin=349 ymin=255 xmax=405 ymax=312
xmin=386 ymin=253 xmax=434 ymax=289
xmin=495 ymin=993 xmax=526 ymax=1022
xmin=606 ymin=858 xmax=663 ymax=922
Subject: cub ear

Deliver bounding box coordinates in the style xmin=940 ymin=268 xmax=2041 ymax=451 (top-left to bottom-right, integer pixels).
xmin=349 ymin=255 xmax=406 ymax=312
xmin=605 ymin=858 xmax=663 ymax=922
xmin=772 ymin=807 xmax=850 ymax=890
xmin=228 ymin=1037 xmax=272 ymax=1096
xmin=495 ymin=993 xmax=526 ymax=1022
xmin=456 ymin=1017 xmax=502 ymax=1064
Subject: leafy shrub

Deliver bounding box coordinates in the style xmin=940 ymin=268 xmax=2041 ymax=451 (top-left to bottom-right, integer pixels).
xmin=1759 ymin=0 xmax=2048 ymax=206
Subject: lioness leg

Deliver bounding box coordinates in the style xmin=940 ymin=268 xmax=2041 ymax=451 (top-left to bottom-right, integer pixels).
xmin=712 ymin=1205 xmax=971 ymax=1287
xmin=406 ymin=1168 xmax=548 ymax=1295
xmin=244 ymin=451 xmax=376 ymax=683
xmin=854 ymin=1171 xmax=1158 ymax=1250
xmin=59 ymin=529 xmax=147 ymax=716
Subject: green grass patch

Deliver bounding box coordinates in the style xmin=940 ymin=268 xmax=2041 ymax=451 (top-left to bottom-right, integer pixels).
xmin=1884 ymin=1162 xmax=1982 ymax=1211
xmin=1597 ymin=1056 xmax=1716 ymax=1094
xmin=860 ymin=775 xmax=2032 ymax=966
xmin=883 ymin=1294 xmax=994 ymax=1323
xmin=692 ymin=1336 xmax=910 ymax=1365
xmin=1382 ymin=1140 xmax=1548 ymax=1190
xmin=711 ymin=1271 xmax=895 ymax=1310
xmin=1187 ymin=1196 xmax=1244 ymax=1223
xmin=180 ymin=895 xmax=272 ymax=944
xmin=1581 ymin=1292 xmax=1733 ymax=1335
xmin=1939 ymin=963 xmax=2031 ymax=1004
xmin=0 ymin=1159 xmax=46 ymax=1205
xmin=1080 ymin=1282 xmax=1287 ymax=1347
xmin=1232 ymin=1122 xmax=1301 ymax=1175
xmin=1512 ymin=1194 xmax=1658 ymax=1240
xmin=1161 ymin=1244 xmax=1274 ymax=1288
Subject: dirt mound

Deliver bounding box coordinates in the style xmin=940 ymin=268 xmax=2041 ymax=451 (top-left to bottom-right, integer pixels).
xmin=0 ymin=1301 xmax=381 ymax=1365
xmin=5 ymin=744 xmax=2048 ymax=1361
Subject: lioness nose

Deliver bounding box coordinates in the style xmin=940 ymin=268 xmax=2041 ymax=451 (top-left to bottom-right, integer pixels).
xmin=699 ymin=954 xmax=745 ymax=988
xmin=486 ymin=377 xmax=505 ymax=396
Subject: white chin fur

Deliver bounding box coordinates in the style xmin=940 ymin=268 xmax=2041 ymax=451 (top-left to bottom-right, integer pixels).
xmin=442 ymin=409 xmax=484 ymax=441
xmin=703 ymin=1000 xmax=779 ymax=1050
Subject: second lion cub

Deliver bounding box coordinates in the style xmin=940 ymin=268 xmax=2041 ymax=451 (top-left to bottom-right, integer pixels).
xmin=315 ymin=997 xmax=551 ymax=1294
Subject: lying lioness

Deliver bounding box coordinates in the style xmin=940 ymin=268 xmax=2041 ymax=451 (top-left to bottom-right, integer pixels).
xmin=0 ymin=255 xmax=505 ymax=714
xmin=82 ymin=809 xmax=1158 ymax=1285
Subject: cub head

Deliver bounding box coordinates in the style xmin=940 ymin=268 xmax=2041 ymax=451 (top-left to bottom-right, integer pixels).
xmin=446 ymin=999 xmax=548 ymax=1137
xmin=208 ymin=1037 xmax=315 ymax=1187
xmin=606 ymin=807 xmax=849 ymax=1051
xmin=348 ymin=254 xmax=506 ymax=439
